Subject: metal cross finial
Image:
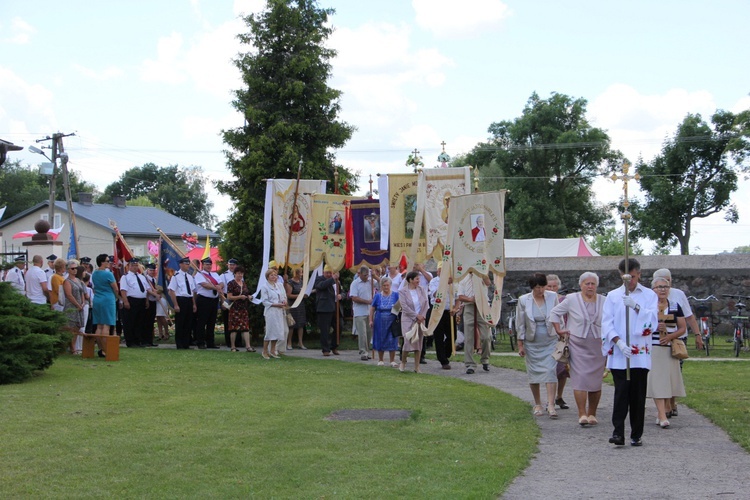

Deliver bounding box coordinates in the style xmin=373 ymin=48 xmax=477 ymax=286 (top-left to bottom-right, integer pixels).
xmin=610 ymin=159 xmax=641 ymax=380
xmin=610 ymin=160 xmax=640 ymax=222
xmin=412 ymin=147 xmax=420 ymax=158
xmin=440 ymin=141 xmax=446 ymax=152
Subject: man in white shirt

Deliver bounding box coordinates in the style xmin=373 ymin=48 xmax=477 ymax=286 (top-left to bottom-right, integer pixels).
xmin=25 ymin=255 xmax=49 ymax=305
xmin=4 ymin=256 xmax=27 ymax=296
xmin=397 ymin=262 xmax=431 ymax=292
xmin=350 ymin=266 xmax=374 ymax=360
xmin=602 ymin=258 xmax=659 ymax=447
xmin=429 ymin=263 xmax=457 ymax=369
xmin=44 ymin=254 xmax=57 ymax=279
xmin=194 ymin=257 xmax=223 ymax=349
xmin=119 ymin=258 xmax=150 ymax=347
xmin=168 ymin=257 xmax=197 ymax=349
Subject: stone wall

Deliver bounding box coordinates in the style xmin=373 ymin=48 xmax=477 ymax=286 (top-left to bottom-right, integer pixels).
xmin=500 ymin=254 xmax=750 ymax=334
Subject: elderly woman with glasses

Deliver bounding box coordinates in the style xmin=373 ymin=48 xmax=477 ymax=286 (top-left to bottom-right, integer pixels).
xmin=62 ymin=259 xmax=87 ymax=354
xmin=648 ymin=276 xmax=687 ymax=429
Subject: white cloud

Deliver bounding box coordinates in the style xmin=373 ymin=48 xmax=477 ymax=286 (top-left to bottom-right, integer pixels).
xmin=732 ymin=95 xmax=750 ymax=114
xmin=589 ymin=83 xmax=716 ymax=163
xmin=140 ymin=32 xmax=188 ymax=85
xmin=72 ymin=64 xmax=124 ymax=81
xmin=412 ymin=0 xmax=511 ymax=39
xmin=0 ymin=66 xmax=57 ymax=140
xmin=3 ymin=17 xmax=36 ymax=44
xmin=233 ymin=0 xmax=266 ymax=17
xmin=330 ymin=22 xmax=453 ymax=150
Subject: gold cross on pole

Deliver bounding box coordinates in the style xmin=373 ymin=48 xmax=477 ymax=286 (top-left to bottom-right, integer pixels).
xmin=610 ymin=160 xmax=641 ymax=380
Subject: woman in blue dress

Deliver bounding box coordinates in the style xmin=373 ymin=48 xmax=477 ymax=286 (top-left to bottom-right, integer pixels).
xmin=92 ymin=253 xmax=118 ymax=337
xmin=369 ymin=276 xmax=400 ymax=367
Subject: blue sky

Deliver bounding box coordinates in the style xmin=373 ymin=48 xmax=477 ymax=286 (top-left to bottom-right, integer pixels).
xmin=1 ymin=0 xmax=748 ymax=254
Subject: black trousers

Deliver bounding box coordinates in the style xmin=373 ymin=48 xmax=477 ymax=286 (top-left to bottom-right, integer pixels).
xmin=317 ymin=311 xmax=338 ymax=352
xmin=174 ymin=297 xmax=194 ymax=349
xmin=146 ymin=299 xmax=157 ymax=344
xmin=433 ymin=310 xmax=455 ymax=366
xmin=195 ymin=295 xmax=219 ymax=347
xmin=123 ymin=297 xmax=148 ymax=347
xmin=611 ymin=367 xmax=649 ymax=440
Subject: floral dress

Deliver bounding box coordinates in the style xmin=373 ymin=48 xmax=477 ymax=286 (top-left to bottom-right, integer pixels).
xmin=227 ymin=279 xmax=250 ymax=333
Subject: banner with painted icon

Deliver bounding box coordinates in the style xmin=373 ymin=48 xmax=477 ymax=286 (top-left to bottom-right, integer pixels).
xmin=346 ymin=199 xmax=388 ymax=271
xmin=408 ymin=166 xmax=471 ymax=262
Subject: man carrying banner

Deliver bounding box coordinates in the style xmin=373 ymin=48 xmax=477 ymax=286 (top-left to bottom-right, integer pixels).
xmin=194 ymin=257 xmax=223 ymax=349
xmin=458 ymin=273 xmax=493 ymax=374
xmin=314 ymin=266 xmax=341 ymax=356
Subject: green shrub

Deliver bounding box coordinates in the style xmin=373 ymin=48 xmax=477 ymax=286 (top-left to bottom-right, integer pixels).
xmin=0 ymin=283 xmax=69 ymax=384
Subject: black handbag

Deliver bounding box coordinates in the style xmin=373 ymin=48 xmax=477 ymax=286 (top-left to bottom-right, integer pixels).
xmin=390 ymin=313 xmax=402 ymax=337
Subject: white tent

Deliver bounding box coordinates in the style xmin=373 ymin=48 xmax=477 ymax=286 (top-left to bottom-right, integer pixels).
xmin=505 ymin=237 xmax=599 ymax=258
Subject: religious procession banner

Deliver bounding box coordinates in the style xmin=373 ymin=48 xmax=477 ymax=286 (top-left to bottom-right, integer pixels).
xmin=307 ymin=193 xmax=354 ymax=272
xmin=271 ymin=179 xmax=325 ymax=268
xmin=346 ymin=198 xmax=388 ymax=271
xmin=426 ymin=190 xmax=507 ymax=334
xmin=408 ymin=166 xmax=471 ymax=263
xmin=381 ymin=173 xmax=426 ymax=266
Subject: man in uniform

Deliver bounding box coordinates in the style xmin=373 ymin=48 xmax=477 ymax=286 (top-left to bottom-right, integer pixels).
xmin=168 ymin=257 xmax=196 ymax=349
xmin=44 ymin=254 xmax=57 ymax=279
xmin=4 ymin=255 xmax=27 ymax=296
xmin=602 ymin=258 xmax=658 ymax=447
xmin=194 ymin=257 xmax=223 ymax=349
xmin=119 ymin=258 xmax=150 ymax=347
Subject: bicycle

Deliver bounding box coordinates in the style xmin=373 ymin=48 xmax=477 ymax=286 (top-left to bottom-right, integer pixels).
xmin=722 ymin=294 xmax=750 ymax=357
xmin=688 ymin=295 xmax=718 ymax=356
xmin=504 ymin=293 xmax=518 ymax=352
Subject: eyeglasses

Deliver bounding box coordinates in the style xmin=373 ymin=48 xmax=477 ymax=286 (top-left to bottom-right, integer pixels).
xmin=653 ymin=285 xmax=669 ymax=290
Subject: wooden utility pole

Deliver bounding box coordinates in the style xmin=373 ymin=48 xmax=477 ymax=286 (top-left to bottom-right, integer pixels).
xmin=36 ymin=132 xmax=76 ymax=224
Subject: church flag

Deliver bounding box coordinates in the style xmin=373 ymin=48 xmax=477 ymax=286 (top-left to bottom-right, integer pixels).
xmin=307 ymin=193 xmax=353 ymax=272
xmin=271 ymin=179 xmax=325 ymax=268
xmin=347 ymin=198 xmax=388 ymax=271
xmin=159 ymin=237 xmax=182 ymax=308
xmin=426 ymin=190 xmax=507 ymax=334
xmin=408 ymin=166 xmax=471 ymax=263
xmin=385 ymin=173 xmax=425 ymax=268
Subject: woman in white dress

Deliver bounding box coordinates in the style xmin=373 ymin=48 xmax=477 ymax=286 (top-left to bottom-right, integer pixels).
xmin=261 ymin=268 xmax=287 ymax=359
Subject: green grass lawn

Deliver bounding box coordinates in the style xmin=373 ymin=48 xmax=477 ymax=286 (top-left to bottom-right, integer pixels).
xmin=487 ymin=342 xmax=750 ymax=453
xmin=0 ymin=349 xmax=538 ymax=499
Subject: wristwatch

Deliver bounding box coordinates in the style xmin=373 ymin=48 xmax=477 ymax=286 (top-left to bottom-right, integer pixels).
xmin=634 ymin=304 xmax=641 ymax=313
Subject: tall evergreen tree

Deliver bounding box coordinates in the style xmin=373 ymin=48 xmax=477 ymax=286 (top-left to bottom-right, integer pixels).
xmin=218 ymin=0 xmax=355 ymax=268
xmin=466 ymin=92 xmax=621 ymax=238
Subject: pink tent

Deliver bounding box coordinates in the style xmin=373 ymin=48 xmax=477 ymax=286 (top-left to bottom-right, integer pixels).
xmin=505 ymin=238 xmax=599 ymax=258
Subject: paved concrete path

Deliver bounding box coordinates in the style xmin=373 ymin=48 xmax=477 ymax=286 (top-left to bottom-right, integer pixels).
xmin=285 ymin=348 xmax=750 ymax=499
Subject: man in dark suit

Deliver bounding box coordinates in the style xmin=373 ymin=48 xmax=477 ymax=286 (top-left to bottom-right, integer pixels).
xmin=314 ymin=266 xmax=341 ymax=356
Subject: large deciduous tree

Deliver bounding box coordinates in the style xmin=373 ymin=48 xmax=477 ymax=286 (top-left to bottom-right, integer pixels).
xmin=99 ymin=163 xmax=215 ymax=229
xmin=632 ymin=110 xmax=749 ymax=254
xmin=218 ymin=0 xmax=355 ymax=267
xmin=466 ymin=92 xmax=620 ymax=238
xmin=0 ymin=159 xmax=96 ymax=219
